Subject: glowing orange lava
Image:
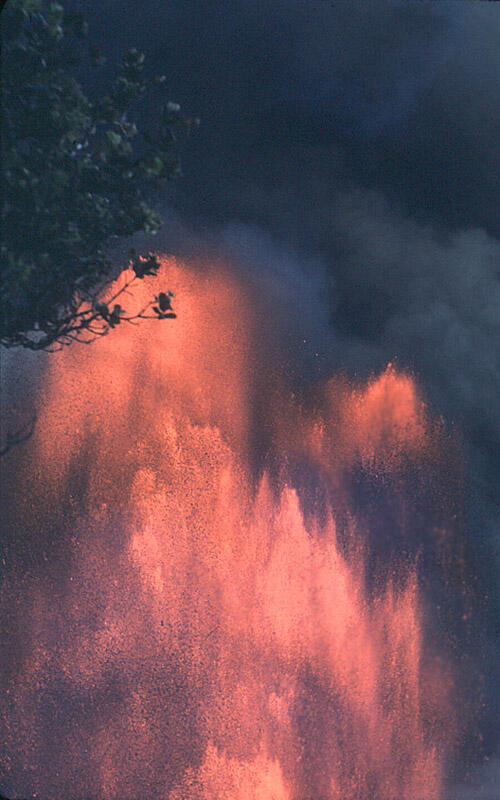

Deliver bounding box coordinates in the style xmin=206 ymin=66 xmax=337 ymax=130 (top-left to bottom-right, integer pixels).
xmin=0 ymin=258 xmax=462 ymax=799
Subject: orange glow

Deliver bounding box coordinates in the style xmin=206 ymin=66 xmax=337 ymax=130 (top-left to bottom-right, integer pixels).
xmin=0 ymin=258 xmax=462 ymax=799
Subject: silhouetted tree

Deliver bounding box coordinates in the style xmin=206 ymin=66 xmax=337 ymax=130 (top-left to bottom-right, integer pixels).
xmin=1 ymin=0 xmax=197 ymax=351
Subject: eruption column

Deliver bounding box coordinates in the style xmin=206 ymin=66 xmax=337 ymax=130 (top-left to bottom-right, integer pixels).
xmin=0 ymin=259 xmax=463 ymax=799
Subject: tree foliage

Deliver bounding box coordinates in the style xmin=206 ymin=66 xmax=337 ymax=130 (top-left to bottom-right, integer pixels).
xmin=1 ymin=0 xmax=197 ymax=350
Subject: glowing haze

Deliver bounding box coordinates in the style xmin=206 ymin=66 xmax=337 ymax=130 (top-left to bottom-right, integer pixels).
xmin=1 ymin=258 xmax=467 ymax=799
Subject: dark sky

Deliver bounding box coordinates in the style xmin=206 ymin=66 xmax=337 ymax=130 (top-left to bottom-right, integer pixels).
xmin=83 ymin=0 xmax=500 ymax=237
xmin=2 ymin=1 xmax=500 ymax=796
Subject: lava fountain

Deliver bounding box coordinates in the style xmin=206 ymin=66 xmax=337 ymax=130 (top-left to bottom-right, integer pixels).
xmin=0 ymin=257 xmax=467 ymax=799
